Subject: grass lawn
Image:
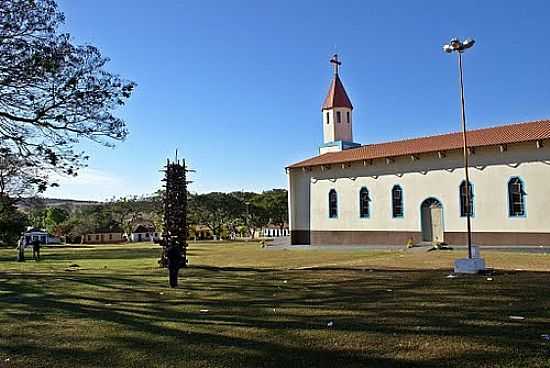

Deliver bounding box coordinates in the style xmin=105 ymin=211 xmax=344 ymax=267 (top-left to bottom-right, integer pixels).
xmin=0 ymin=242 xmax=549 ymax=368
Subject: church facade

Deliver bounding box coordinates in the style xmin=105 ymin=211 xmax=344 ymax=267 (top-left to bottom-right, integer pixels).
xmin=287 ymin=57 xmax=550 ymax=246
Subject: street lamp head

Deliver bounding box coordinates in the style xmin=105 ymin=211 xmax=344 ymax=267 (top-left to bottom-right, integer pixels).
xmin=450 ymin=38 xmax=461 ymax=49
xmin=443 ymin=38 xmax=476 ymax=54
xmin=462 ymin=39 xmax=475 ymax=49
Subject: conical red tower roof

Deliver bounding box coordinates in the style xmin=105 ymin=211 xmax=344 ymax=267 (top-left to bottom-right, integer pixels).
xmin=322 ymin=74 xmax=353 ymax=111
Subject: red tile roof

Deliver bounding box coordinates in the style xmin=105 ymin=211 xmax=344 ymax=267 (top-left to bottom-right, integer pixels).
xmin=322 ymin=74 xmax=353 ymax=110
xmin=288 ymin=119 xmax=550 ymax=169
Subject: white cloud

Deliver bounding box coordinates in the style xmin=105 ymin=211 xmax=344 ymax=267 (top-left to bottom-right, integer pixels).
xmin=54 ymin=168 xmax=121 ymax=186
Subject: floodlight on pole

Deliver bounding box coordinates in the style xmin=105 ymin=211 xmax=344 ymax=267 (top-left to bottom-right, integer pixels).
xmin=443 ymin=37 xmax=475 ymax=259
xmin=462 ymin=39 xmax=475 ymax=49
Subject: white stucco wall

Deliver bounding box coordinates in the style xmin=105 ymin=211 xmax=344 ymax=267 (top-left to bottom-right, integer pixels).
xmin=289 ymin=141 xmax=550 ymax=234
xmin=288 ymin=167 xmax=311 ymax=231
xmin=319 ymin=144 xmax=344 ymax=155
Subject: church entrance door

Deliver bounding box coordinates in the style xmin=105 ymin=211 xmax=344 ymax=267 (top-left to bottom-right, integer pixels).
xmin=421 ymin=198 xmax=444 ymax=243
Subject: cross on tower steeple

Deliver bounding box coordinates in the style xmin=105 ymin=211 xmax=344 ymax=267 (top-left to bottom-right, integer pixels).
xmin=320 ymin=54 xmax=358 ymax=153
xmin=330 ymin=54 xmax=342 ymax=75
xmin=322 ymin=54 xmax=352 ymax=111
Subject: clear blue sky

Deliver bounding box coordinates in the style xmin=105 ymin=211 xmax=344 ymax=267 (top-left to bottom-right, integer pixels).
xmin=48 ymin=0 xmax=550 ymax=201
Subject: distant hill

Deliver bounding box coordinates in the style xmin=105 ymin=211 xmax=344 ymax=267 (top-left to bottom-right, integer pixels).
xmin=17 ymin=197 xmax=100 ymax=212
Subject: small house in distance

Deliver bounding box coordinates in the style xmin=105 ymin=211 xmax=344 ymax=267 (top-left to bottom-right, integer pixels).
xmin=128 ymin=224 xmax=159 ymax=242
xmin=82 ymin=233 xmax=124 ymax=244
xmin=190 ymin=225 xmax=214 ymax=240
xmin=23 ymin=228 xmax=61 ymax=245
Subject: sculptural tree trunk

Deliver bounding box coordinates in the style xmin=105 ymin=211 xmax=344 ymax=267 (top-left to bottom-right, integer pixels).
xmin=160 ymin=157 xmax=190 ymax=269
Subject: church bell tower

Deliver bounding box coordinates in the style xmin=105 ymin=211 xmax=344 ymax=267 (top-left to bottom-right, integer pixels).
xmin=319 ymin=54 xmax=360 ymax=155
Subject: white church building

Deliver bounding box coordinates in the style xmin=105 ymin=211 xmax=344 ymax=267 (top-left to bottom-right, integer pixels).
xmin=286 ymin=56 xmax=550 ymax=246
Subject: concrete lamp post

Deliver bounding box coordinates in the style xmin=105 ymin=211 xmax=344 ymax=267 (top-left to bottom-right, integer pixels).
xmin=443 ymin=37 xmax=486 ymax=274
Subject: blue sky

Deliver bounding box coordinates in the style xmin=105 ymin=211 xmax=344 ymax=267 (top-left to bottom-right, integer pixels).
xmin=48 ymin=0 xmax=550 ymax=200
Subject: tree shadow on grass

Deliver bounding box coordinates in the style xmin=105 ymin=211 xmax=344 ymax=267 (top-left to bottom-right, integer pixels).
xmin=0 ymin=266 xmax=549 ymax=367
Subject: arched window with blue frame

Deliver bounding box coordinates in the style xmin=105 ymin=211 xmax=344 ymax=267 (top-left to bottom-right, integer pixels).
xmin=391 ymin=185 xmax=403 ymax=218
xmin=459 ymin=180 xmax=474 ymax=217
xmin=508 ymin=177 xmax=526 ymax=217
xmin=359 ymin=187 xmax=370 ymax=218
xmin=328 ymin=189 xmax=338 ymax=218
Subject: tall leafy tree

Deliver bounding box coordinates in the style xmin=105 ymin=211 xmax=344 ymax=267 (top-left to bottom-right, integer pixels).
xmin=231 ymin=191 xmax=270 ymax=239
xmin=67 ymin=204 xmax=120 ymax=237
xmin=189 ymin=192 xmax=243 ymax=239
xmin=149 ymin=190 xmax=165 ymax=234
xmin=107 ymin=196 xmax=143 ymax=236
xmin=0 ymin=0 xmax=136 ymax=188
xmin=44 ymin=207 xmax=69 ymax=233
xmin=0 ymin=198 xmax=27 ymax=245
xmin=28 ymin=207 xmax=47 ymax=229
xmin=258 ymin=189 xmax=288 ymax=229
xmin=245 ymin=200 xmax=269 ymax=239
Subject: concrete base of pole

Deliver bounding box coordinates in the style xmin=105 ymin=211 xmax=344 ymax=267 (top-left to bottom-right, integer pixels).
xmin=454 ymin=257 xmax=486 ymax=274
xmin=454 ymin=245 xmax=485 ymax=274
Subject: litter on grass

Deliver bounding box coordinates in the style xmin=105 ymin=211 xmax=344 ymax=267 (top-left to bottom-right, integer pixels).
xmin=65 ymin=264 xmax=81 ymax=272
xmin=446 ymin=274 xmax=457 ymax=278
xmin=200 ymin=309 xmax=209 ymax=313
xmin=486 ymin=278 xmax=493 ymax=281
xmin=327 ymin=321 xmax=334 ymax=327
xmin=509 ymin=316 xmax=525 ymax=320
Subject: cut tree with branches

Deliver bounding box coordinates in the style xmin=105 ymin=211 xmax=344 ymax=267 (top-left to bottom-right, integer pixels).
xmin=161 ymin=158 xmax=191 ymax=268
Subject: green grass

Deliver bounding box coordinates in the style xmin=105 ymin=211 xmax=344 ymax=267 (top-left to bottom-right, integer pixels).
xmin=0 ymin=242 xmax=549 ymax=368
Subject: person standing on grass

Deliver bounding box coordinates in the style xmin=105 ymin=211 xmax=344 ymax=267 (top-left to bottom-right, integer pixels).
xmin=16 ymin=236 xmax=26 ymax=262
xmin=166 ymin=242 xmax=183 ymax=288
xmin=32 ymin=239 xmax=41 ymax=261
